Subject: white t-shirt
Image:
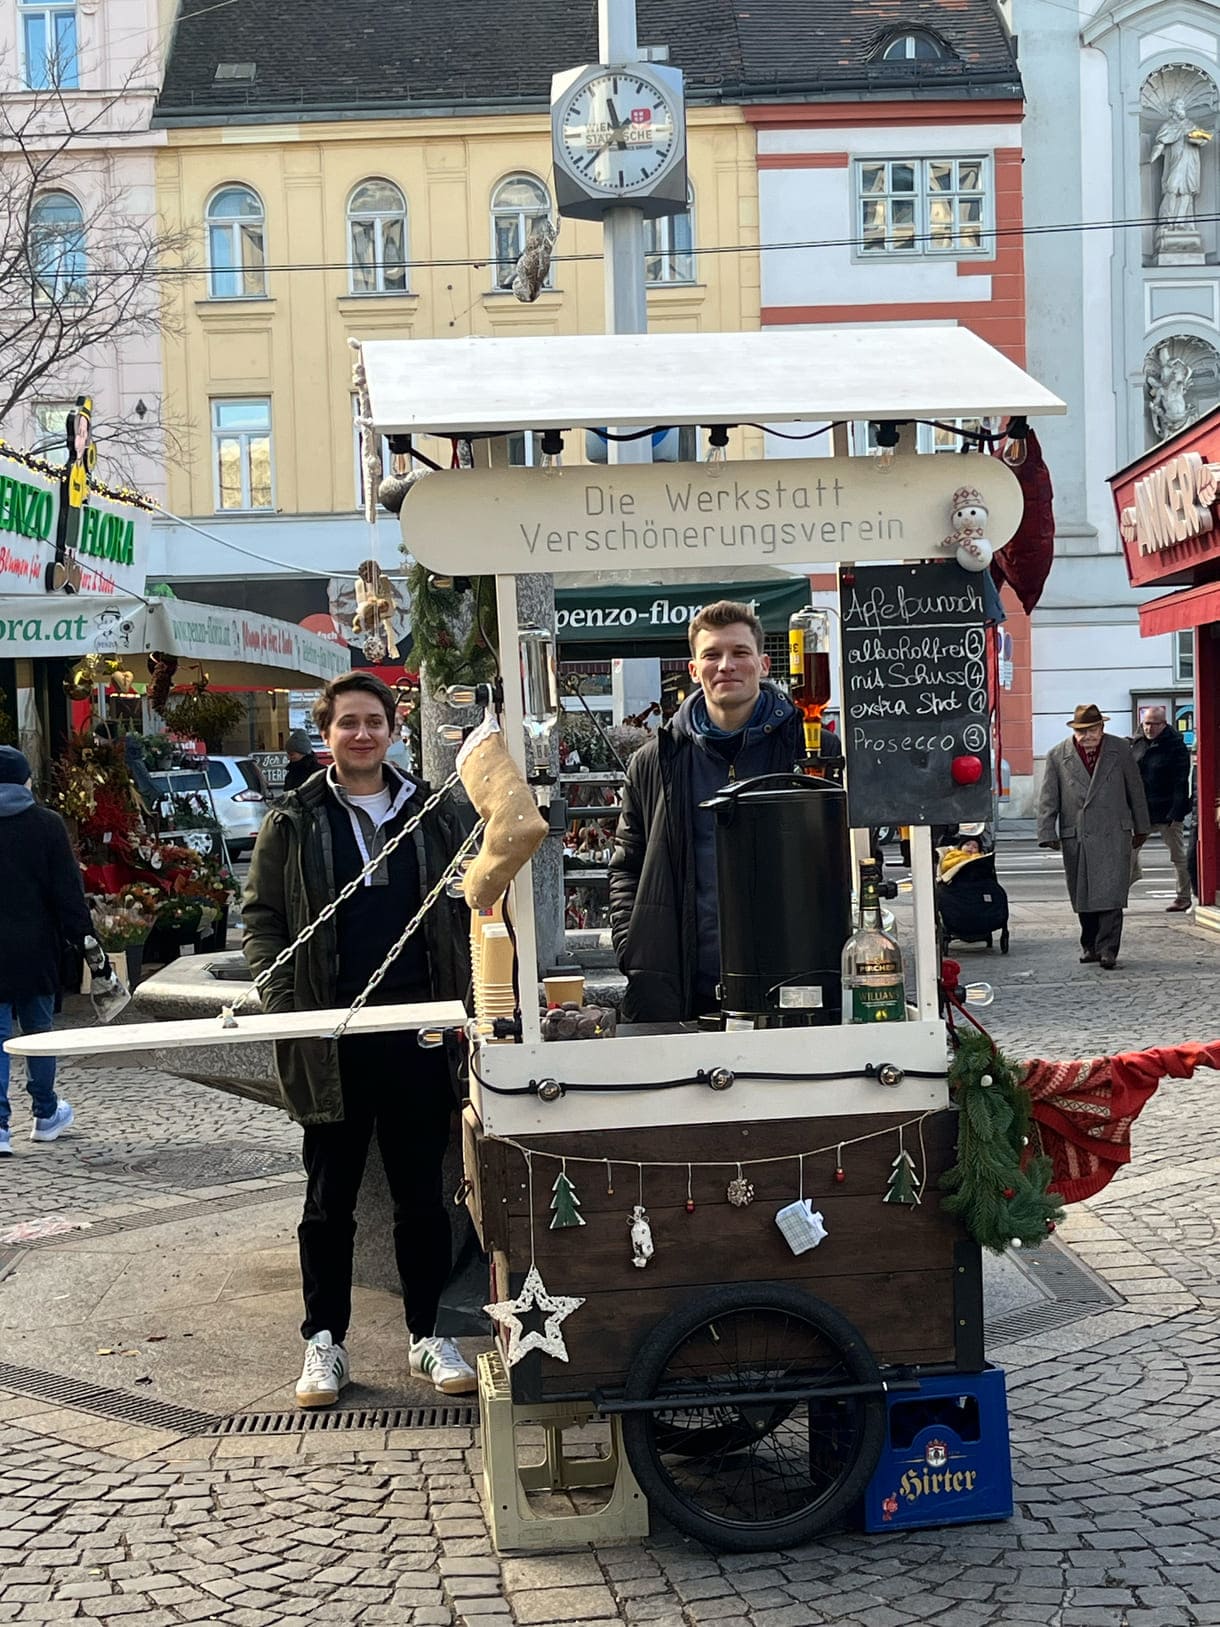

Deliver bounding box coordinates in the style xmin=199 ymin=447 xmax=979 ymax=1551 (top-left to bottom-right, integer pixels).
xmin=345 ymin=787 xmax=393 ymax=824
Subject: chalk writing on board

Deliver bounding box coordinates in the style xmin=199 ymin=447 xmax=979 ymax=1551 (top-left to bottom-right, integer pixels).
xmin=840 ymin=562 xmax=991 ymax=828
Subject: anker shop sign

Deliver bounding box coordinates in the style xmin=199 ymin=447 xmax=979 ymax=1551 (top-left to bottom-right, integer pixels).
xmin=1115 ymin=432 xmax=1220 ymax=590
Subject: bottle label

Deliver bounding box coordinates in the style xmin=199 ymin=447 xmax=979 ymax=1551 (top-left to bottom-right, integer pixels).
xmin=850 ymin=984 xmax=906 ymax=1022
xmin=788 ymin=628 xmax=804 ymax=681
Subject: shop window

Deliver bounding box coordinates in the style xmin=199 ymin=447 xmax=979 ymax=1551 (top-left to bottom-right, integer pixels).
xmin=645 ymin=186 xmax=695 ymax=284
xmin=30 ymin=190 xmax=86 ymax=303
xmin=857 ymin=157 xmax=988 ymax=256
xmin=347 ymin=178 xmax=408 ymax=294
xmin=20 ymin=0 xmax=77 ymax=88
xmin=212 ymin=398 xmax=273 ymax=512
xmin=1174 ymin=629 xmax=1195 ymax=685
xmin=490 ymin=175 xmax=553 ymax=291
xmin=206 ymin=185 xmax=267 ymax=298
xmin=34 ymin=401 xmax=75 ymax=447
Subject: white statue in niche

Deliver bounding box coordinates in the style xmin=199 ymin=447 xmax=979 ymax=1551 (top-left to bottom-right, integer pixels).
xmin=1144 ymin=337 xmax=1220 ymax=445
xmin=1150 ymin=98 xmax=1210 ymax=227
xmin=1147 ymin=345 xmax=1195 ymax=441
xmin=1142 ymin=66 xmax=1217 ymax=264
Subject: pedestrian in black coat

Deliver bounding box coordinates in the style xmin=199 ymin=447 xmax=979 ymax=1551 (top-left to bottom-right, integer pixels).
xmin=1129 ymin=706 xmax=1192 ymax=910
xmin=0 ymin=746 xmax=92 ymax=1152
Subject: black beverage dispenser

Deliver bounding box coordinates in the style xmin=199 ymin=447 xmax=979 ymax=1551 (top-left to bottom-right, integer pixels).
xmin=703 ymin=773 xmax=852 ymax=1027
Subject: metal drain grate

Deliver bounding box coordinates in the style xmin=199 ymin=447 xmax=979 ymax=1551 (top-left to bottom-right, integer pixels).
xmin=211 ymin=1403 xmax=479 ymax=1436
xmin=0 ymin=1359 xmax=221 ymax=1434
xmin=122 ymin=1145 xmax=302 ymax=1187
xmin=984 ymin=1299 xmax=1108 ymax=1345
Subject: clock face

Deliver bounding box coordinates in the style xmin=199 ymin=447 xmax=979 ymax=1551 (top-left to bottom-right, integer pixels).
xmin=559 ymin=71 xmax=679 ymax=194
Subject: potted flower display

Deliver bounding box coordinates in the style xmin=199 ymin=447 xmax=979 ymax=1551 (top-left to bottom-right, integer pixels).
xmin=87 ymin=896 xmax=155 ymax=990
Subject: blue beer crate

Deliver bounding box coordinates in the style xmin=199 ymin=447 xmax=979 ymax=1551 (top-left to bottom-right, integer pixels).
xmin=864 ymin=1367 xmax=1013 ymax=1533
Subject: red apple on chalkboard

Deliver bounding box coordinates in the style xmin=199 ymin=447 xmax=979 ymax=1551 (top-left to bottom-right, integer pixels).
xmin=951 ymin=754 xmax=984 ymax=786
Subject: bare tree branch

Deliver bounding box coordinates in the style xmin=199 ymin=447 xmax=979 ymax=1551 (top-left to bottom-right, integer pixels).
xmin=0 ymin=54 xmax=194 ymax=484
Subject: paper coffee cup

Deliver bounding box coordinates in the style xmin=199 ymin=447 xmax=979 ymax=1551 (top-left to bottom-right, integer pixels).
xmin=544 ymin=974 xmax=585 ymax=1007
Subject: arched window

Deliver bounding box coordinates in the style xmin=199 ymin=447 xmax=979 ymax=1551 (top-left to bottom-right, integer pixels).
xmin=644 ymin=185 xmax=695 ymax=285
xmin=490 ymin=175 xmax=553 ymax=291
xmin=206 ymin=185 xmax=266 ymax=298
xmin=879 ymin=31 xmax=952 ymax=61
xmin=348 ymin=179 xmax=408 ymax=294
xmin=30 ymin=190 xmax=86 ymax=303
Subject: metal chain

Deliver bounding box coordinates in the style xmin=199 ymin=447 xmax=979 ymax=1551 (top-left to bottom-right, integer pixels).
xmin=230 ymin=771 xmax=464 ymax=1018
xmin=330 ymin=818 xmax=485 ymax=1039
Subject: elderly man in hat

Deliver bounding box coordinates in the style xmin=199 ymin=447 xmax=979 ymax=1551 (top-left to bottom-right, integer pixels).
xmin=1038 ymin=705 xmax=1151 ymax=969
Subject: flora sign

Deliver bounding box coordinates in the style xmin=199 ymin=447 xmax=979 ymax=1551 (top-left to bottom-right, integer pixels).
xmin=0 ymin=450 xmax=150 ymax=599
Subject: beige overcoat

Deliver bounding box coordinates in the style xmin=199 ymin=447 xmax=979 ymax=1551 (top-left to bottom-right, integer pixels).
xmin=1037 ymin=734 xmax=1151 ymax=912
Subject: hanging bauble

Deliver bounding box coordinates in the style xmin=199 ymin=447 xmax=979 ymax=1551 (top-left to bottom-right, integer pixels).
xmin=361 ymin=632 xmax=388 ymax=663
xmin=726 ymin=1169 xmax=755 ymax=1208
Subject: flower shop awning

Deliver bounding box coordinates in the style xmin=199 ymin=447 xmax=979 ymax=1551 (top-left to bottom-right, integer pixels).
xmin=0 ymin=594 xmax=351 ymax=688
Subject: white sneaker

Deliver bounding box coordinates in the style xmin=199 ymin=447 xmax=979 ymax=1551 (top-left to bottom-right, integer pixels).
xmin=30 ymin=1101 xmax=73 ymax=1142
xmin=295 ymin=1331 xmax=349 ymax=1408
xmin=409 ymin=1334 xmax=477 ymax=1395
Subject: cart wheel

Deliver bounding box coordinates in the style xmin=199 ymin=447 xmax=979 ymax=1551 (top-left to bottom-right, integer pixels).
xmin=620 ymin=1282 xmax=886 ymax=1552
xmin=1000 ymin=927 xmax=1010 ymax=954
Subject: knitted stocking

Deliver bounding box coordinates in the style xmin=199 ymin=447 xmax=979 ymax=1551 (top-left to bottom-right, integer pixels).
xmin=458 ymin=721 xmax=547 ymax=909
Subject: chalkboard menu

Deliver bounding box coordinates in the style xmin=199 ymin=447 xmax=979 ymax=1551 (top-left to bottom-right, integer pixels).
xmin=840 ymin=561 xmax=992 ymax=828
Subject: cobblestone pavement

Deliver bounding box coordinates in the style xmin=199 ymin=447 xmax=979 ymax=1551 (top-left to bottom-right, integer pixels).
xmin=1 ymin=898 xmax=1219 ymax=1625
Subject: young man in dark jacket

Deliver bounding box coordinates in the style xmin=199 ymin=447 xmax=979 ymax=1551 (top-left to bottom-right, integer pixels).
xmin=609 ymin=601 xmax=801 ymax=1021
xmin=243 ymin=673 xmax=472 ymax=1407
xmin=1129 ymin=705 xmax=1192 ymax=910
xmin=0 ymin=746 xmax=92 ymax=1155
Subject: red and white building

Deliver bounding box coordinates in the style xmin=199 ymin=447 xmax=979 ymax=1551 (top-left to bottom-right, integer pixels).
xmin=745 ymin=8 xmax=1035 ymax=808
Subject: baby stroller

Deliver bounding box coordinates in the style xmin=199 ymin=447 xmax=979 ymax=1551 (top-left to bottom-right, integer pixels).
xmin=936 ymin=827 xmax=1010 ymax=955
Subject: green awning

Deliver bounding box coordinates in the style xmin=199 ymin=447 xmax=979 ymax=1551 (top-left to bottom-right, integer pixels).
xmin=556 ymin=577 xmax=809 ymax=659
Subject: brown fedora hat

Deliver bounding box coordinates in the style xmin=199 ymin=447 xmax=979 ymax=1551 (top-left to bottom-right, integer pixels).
xmin=1067 ymin=703 xmax=1109 ymax=730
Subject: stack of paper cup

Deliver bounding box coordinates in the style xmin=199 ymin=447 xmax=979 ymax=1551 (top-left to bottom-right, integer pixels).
xmin=470 ymin=897 xmax=504 ymax=990
xmin=476 ymin=922 xmax=516 ymax=1021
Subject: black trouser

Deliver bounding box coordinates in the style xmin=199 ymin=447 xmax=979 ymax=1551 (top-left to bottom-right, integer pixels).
xmin=299 ymin=1030 xmax=453 ymax=1344
xmin=1078 ymin=909 xmax=1123 ymax=961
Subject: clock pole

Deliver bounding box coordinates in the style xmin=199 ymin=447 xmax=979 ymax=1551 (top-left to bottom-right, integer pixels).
xmin=598 ymin=0 xmax=650 ymax=467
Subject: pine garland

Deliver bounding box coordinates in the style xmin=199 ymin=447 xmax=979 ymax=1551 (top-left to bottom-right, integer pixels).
xmin=406 ymin=565 xmax=499 ymax=695
xmin=941 ymin=1030 xmax=1064 ymax=1254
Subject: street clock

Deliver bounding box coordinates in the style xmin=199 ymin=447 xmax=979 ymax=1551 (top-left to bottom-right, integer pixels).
xmin=550 ymin=61 xmax=687 ymax=222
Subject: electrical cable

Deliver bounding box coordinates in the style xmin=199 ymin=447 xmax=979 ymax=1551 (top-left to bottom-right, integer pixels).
xmin=468 ymin=1051 xmax=945 ymax=1096
xmin=85 ymin=209 xmax=1220 ymax=285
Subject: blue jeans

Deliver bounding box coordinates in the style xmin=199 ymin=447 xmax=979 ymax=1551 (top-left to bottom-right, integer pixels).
xmin=0 ymin=997 xmax=58 ymax=1127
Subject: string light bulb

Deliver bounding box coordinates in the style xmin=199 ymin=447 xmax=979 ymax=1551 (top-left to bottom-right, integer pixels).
xmin=705 ymin=424 xmax=730 ymax=478
xmin=539 ymin=428 xmax=565 ymax=478
xmin=874 ymin=421 xmax=900 ymax=468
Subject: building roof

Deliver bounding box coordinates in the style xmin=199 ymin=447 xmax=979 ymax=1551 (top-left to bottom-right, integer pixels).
xmin=155 ymin=0 xmax=1020 ymax=125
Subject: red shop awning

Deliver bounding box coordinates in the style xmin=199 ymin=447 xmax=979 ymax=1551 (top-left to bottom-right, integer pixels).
xmin=1139 ymin=579 xmax=1220 ymax=638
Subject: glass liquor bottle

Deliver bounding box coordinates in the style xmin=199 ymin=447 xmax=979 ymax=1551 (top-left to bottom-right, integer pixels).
xmin=788 ymin=606 xmax=831 ymax=761
xmin=841 ymin=859 xmax=906 ymax=1023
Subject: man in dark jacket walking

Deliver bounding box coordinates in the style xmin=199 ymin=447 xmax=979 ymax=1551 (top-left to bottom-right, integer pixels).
xmin=1130 ymin=706 xmax=1192 ymax=910
xmin=281 ymin=729 xmax=323 ymax=794
xmin=610 ymin=601 xmax=801 ymax=1021
xmin=0 ymin=746 xmax=91 ymax=1155
xmin=243 ymin=673 xmax=472 ymax=1408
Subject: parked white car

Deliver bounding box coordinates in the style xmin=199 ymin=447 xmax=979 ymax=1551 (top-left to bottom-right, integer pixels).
xmin=149 ymin=757 xmax=270 ymax=855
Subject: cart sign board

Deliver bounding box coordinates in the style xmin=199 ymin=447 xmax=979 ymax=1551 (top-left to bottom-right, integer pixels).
xmin=400 ymin=456 xmax=1022 ymax=578
xmin=840 ymin=561 xmax=992 ymax=828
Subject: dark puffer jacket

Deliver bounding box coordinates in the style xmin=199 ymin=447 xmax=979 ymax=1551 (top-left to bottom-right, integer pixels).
xmin=242 ymin=769 xmax=470 ymax=1124
xmin=1129 ymin=725 xmax=1190 ymax=825
xmin=608 ymin=685 xmax=800 ymax=1022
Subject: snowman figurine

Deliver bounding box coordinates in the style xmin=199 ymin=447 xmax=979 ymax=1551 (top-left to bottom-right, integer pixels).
xmin=945 ymin=486 xmax=993 ymax=573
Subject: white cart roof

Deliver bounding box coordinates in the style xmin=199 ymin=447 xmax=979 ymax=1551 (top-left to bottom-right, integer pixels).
xmin=362 ymin=327 xmax=1065 ymax=436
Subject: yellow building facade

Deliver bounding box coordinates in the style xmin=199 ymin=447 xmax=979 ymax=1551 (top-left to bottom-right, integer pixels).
xmin=155 ymin=107 xmax=760 ymax=540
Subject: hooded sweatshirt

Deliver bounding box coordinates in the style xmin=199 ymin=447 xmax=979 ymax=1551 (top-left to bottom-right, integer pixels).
xmin=670 ymin=683 xmax=797 ymax=996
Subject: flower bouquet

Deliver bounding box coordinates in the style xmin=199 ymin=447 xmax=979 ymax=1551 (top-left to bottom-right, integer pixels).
xmin=88 ymin=896 xmax=155 ymax=952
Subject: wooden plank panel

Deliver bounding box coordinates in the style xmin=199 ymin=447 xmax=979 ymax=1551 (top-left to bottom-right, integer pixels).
xmin=488 ymin=1111 xmax=957 ymax=1217
xmin=511 ymin=1268 xmax=957 ymax=1398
